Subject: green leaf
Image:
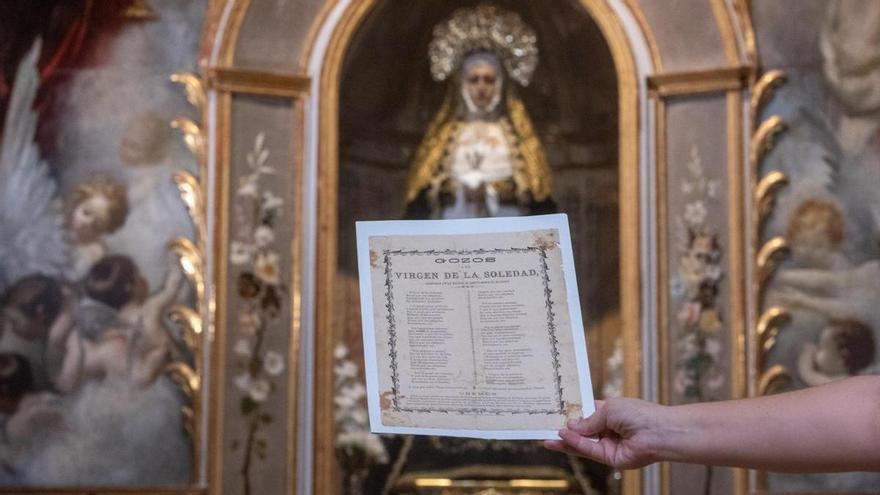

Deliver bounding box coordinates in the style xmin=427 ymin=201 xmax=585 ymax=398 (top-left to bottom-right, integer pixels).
xmin=241 ymin=396 xmax=258 ymax=415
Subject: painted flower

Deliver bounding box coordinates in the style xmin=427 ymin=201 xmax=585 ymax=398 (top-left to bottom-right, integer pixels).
xmin=703 ymin=264 xmax=722 ymax=282
xmin=334 ymin=344 xmax=349 ymax=360
xmin=681 ymin=180 xmax=694 ymax=195
xmin=248 ymin=378 xmax=271 ymax=402
xmin=677 ymin=302 xmax=701 ymax=326
xmin=335 ymin=392 xmax=358 ymax=409
xmin=704 ymin=370 xmax=725 ymax=392
xmin=335 ymin=431 xmax=389 ymax=464
xmin=670 ymin=277 xmax=686 ymax=299
xmin=230 ymin=241 xmax=254 ymax=266
xmin=237 ymin=175 xmax=259 ymax=197
xmin=234 ymin=338 xmax=253 ymax=358
xmin=335 ymin=360 xmax=358 ymax=380
xmin=677 ymin=332 xmax=700 ymax=357
xmin=263 ymin=350 xmax=285 ymax=376
xmin=698 ymin=308 xmax=722 ymax=333
xmin=673 ymin=369 xmax=690 ymax=396
xmin=705 ymin=337 xmax=722 ymax=359
xmin=238 ymin=310 xmax=261 ymax=337
xmin=707 ymin=179 xmax=720 ymax=198
xmin=254 ymin=225 xmax=275 ymax=248
xmin=684 ymin=201 xmax=707 ymax=226
xmin=261 ymin=191 xmax=283 ymax=214
xmin=237 ymin=272 xmax=261 ymax=299
xmin=348 ymin=382 xmax=367 ymax=400
xmin=254 ymin=252 xmax=281 ymax=285
xmin=235 ymin=373 xmax=252 ymax=393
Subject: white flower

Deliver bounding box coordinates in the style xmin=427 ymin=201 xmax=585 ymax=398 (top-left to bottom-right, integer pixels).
xmin=238 ymin=311 xmax=261 ymax=337
xmin=248 ymin=378 xmax=271 ymax=402
xmin=235 ymin=373 xmax=251 ymax=393
xmin=230 ymin=241 xmax=254 ymax=266
xmin=334 ymin=344 xmax=349 ymax=360
xmin=261 ymin=191 xmax=283 ymax=214
xmin=707 ymin=179 xmax=720 ymax=198
xmin=334 ymin=393 xmax=358 ymax=409
xmin=237 ymin=175 xmax=259 ymax=197
xmin=705 ymin=337 xmax=722 ymax=358
xmin=681 ymin=180 xmax=694 ymax=195
xmin=673 ymin=369 xmax=690 ymax=396
xmin=254 ymin=225 xmax=275 ymax=248
xmin=348 ymin=382 xmax=367 ymax=400
xmin=335 ymin=431 xmax=388 ymax=464
xmin=683 ymin=201 xmax=707 ymax=226
xmin=704 ymin=264 xmax=722 ymax=281
xmin=254 ymin=252 xmax=281 ymax=285
xmin=263 ymin=350 xmax=285 ymax=376
xmin=670 ymin=277 xmax=686 ymax=299
xmin=334 ymin=360 xmax=358 ymax=380
xmin=234 ymin=338 xmax=252 ymax=358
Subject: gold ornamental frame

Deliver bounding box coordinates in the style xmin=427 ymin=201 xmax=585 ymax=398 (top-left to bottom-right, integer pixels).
xmin=304 ymin=1 xmax=643 ymax=494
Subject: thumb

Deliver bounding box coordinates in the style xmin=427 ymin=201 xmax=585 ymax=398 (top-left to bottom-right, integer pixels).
xmin=568 ymin=400 xmax=607 ymax=436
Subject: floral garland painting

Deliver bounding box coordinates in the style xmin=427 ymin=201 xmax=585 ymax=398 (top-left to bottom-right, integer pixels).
xmin=672 ymin=145 xmax=725 ymax=403
xmin=670 ymin=145 xmax=725 ymax=494
xmin=228 ymin=133 xmax=287 ymax=495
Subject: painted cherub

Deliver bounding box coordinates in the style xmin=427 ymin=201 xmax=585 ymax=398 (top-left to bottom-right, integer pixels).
xmin=774 ymin=198 xmax=880 ymax=323
xmin=64 ymin=177 xmax=130 ymax=278
xmin=48 ymin=254 xmax=183 ymax=393
xmin=797 ymin=319 xmax=876 ymax=386
xmin=784 ymin=198 xmax=849 ymax=270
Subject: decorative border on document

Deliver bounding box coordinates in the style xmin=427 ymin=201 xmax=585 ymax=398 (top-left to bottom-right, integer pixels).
xmin=381 ymin=247 xmax=564 ymax=415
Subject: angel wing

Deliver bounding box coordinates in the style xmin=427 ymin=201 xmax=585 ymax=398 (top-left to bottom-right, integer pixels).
xmin=0 ymin=38 xmax=70 ymax=293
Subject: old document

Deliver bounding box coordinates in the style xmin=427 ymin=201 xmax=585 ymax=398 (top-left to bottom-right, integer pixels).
xmin=356 ymin=214 xmax=594 ymax=440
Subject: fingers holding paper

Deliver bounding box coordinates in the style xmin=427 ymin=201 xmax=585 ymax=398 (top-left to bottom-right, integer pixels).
xmin=544 ymin=398 xmax=662 ymax=470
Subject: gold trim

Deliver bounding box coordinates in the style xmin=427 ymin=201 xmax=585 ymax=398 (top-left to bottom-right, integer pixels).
xmin=621 ymin=0 xmax=663 ymax=72
xmin=648 ymin=66 xmax=750 ymax=97
xmin=207 ymin=90 xmax=232 ymax=495
xmin=171 ymin=72 xmax=207 ymax=115
xmin=755 ymin=307 xmax=791 ymax=378
xmin=757 ymin=364 xmax=791 ymax=396
xmin=750 ymin=70 xmax=787 ymax=123
xmin=0 ymin=490 xmax=206 ymax=495
xmin=754 ymin=171 xmax=788 ymax=234
xmin=731 ymin=0 xmax=758 ymax=69
xmin=307 ymin=0 xmax=643 ymax=494
xmin=749 ymin=117 xmax=787 ymax=174
xmin=654 ymin=96 xmax=671 ymax=495
xmin=709 ymin=0 xmax=741 ymax=65
xmin=171 ymin=118 xmax=206 ymax=166
xmin=218 ymin=0 xmax=253 ymax=67
xmin=207 ymin=67 xmax=311 ymax=98
xmin=755 ymin=236 xmax=789 ymax=291
xmin=727 ymin=90 xmax=749 ymax=495
xmin=286 ymin=98 xmax=306 ymax=495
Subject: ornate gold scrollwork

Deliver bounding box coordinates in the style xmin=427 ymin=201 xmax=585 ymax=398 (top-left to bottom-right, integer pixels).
xmin=171 ymin=117 xmax=207 ymax=166
xmin=749 ymin=70 xmax=787 ymax=121
xmin=167 ymin=305 xmax=203 ymax=357
xmin=750 ymin=71 xmax=791 ymax=397
xmin=168 ymin=237 xmax=205 ymax=303
xmin=171 ymin=72 xmax=207 ymax=114
xmin=749 ymin=116 xmax=788 ymax=173
xmin=754 ymin=171 xmax=788 ymax=234
xmin=756 ymin=236 xmax=789 ymax=291
xmin=757 ymin=364 xmax=791 ymax=396
xmin=756 ymin=307 xmax=791 ymax=370
xmin=167 ymin=71 xmax=208 ymax=483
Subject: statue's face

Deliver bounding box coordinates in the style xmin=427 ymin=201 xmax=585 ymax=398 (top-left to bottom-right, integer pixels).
xmin=463 ymin=61 xmax=500 ymax=112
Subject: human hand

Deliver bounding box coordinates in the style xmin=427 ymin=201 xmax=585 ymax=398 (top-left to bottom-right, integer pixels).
xmin=544 ymin=398 xmax=665 ymax=470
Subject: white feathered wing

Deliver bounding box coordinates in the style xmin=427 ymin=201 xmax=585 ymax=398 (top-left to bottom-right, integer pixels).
xmin=0 ymin=39 xmax=70 ymax=293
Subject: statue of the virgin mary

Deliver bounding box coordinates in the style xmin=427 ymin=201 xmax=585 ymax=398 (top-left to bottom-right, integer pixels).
xmin=403 ymin=5 xmax=555 ymax=219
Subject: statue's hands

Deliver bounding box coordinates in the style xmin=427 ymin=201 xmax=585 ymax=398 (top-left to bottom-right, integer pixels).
xmin=544 ymin=398 xmax=664 ymax=470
